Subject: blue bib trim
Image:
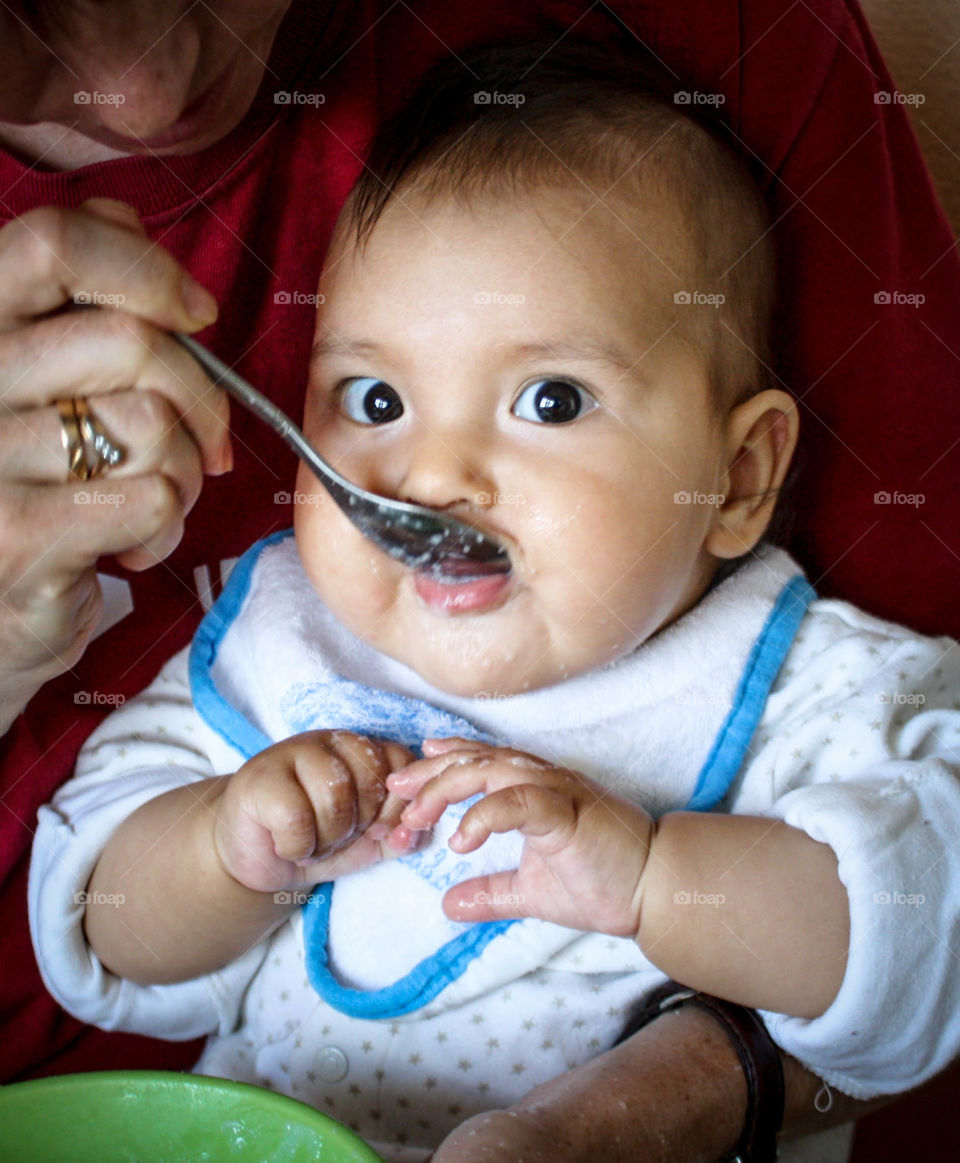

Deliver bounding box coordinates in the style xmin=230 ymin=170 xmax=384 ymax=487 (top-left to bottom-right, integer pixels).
xmin=685 ymin=573 xmax=816 ymax=811
xmin=188 ymin=533 xmax=814 ymax=1019
xmin=189 ymin=528 xmax=294 ymax=761
xmin=303 ymin=893 xmax=516 ymax=1018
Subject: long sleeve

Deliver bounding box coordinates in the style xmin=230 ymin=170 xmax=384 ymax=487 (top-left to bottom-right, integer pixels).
xmin=28 ymin=647 xmax=270 ymax=1041
xmin=734 ymin=598 xmax=960 ymax=1097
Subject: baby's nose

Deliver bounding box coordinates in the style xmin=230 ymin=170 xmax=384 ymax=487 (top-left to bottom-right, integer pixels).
xmin=394 ymin=427 xmax=494 ymax=511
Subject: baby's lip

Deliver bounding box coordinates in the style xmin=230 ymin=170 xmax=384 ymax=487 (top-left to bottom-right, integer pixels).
xmin=414 ymin=559 xmax=513 ymax=613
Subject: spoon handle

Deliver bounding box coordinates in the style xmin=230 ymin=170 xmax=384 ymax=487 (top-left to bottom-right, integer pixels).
xmin=172 ymin=331 xmax=356 ymax=497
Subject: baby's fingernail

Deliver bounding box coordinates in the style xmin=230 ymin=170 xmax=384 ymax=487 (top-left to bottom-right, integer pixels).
xmin=387 ymin=825 xmax=412 ymax=850
xmin=387 ymin=769 xmax=412 ymax=787
xmin=366 ymin=823 xmax=389 ymax=841
xmin=401 ymin=805 xmax=424 ymax=827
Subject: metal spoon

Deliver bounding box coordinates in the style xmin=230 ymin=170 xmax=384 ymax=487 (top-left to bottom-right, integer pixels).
xmin=174 ymin=332 xmax=510 ymax=572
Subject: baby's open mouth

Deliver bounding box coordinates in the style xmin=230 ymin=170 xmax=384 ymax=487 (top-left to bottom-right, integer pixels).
xmin=414 ymin=552 xmax=513 ymax=612
xmin=427 ymin=553 xmax=511 ymax=581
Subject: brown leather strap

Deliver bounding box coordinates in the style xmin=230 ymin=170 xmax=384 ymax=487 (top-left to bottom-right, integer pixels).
xmin=614 ymin=980 xmax=784 ymax=1161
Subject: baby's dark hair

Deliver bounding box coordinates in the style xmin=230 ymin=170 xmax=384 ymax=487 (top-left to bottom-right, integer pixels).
xmin=346 ymin=37 xmax=777 ymax=411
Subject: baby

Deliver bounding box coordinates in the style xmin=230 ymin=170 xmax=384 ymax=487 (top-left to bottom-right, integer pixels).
xmin=30 ymin=38 xmax=960 ymax=1162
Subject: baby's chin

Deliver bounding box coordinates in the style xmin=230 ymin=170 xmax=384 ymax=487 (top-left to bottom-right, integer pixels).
xmin=356 ymin=619 xmax=545 ymax=699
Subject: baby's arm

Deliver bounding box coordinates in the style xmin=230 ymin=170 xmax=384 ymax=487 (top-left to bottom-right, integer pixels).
xmin=85 ymin=731 xmax=419 ymax=984
xmin=389 ymin=738 xmax=847 ymax=1018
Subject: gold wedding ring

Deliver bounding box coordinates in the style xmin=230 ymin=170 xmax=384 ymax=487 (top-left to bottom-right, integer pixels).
xmin=56 ymin=397 xmax=126 ymax=481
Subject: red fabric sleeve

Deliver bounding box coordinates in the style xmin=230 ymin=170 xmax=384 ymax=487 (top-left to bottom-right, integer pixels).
xmin=2 ymin=0 xmax=957 ymax=1082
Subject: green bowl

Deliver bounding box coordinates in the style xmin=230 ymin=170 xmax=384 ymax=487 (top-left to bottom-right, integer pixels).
xmin=0 ymin=1071 xmax=383 ymax=1162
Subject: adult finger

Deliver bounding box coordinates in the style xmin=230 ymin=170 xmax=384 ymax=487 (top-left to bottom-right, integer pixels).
xmin=0 ymin=309 xmax=231 ymax=476
xmin=2 ymin=474 xmax=193 ymax=597
xmin=0 ymin=204 xmax=218 ymax=331
xmin=11 ymin=391 xmax=204 ymax=512
xmin=80 ymin=199 xmax=149 ymax=235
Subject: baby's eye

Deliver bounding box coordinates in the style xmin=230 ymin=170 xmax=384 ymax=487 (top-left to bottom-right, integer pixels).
xmin=511 ymin=379 xmax=597 ymax=424
xmin=340 ymin=377 xmax=404 ymax=424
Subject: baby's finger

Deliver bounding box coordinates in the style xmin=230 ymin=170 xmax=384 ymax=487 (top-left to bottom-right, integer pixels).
xmin=290 ymin=744 xmax=359 ymax=856
xmin=387 ymin=744 xmax=492 ymax=801
xmin=421 ymin=736 xmax=476 ymax=757
xmin=449 ymin=784 xmax=577 ymax=856
xmin=324 ymin=732 xmax=406 ymax=836
xmin=441 ymin=872 xmax=528 ymax=922
xmin=397 ymin=753 xmax=498 ymax=828
xmin=398 ymin=750 xmax=567 ymax=829
xmin=249 ymin=767 xmax=319 ymax=865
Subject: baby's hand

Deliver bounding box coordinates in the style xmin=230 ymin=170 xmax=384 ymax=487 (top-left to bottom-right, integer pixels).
xmin=213 ymin=731 xmax=424 ymax=894
xmin=386 ymin=737 xmax=655 ymax=939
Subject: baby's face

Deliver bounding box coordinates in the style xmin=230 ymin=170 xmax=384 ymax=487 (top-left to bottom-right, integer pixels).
xmin=296 ymin=186 xmax=731 ymax=696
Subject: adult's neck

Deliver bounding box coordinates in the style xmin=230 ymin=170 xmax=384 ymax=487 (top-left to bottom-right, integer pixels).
xmin=0 ymin=121 xmax=136 ymax=170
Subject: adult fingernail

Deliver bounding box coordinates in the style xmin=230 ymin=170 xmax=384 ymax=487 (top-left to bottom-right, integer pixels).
xmin=387 ymin=769 xmax=412 ymax=786
xmin=181 ymin=274 xmax=218 ymax=326
xmin=213 ymin=438 xmax=234 ymax=476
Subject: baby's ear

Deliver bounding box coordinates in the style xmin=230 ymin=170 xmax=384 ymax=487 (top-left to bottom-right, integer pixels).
xmin=705 ymin=390 xmax=799 ymax=559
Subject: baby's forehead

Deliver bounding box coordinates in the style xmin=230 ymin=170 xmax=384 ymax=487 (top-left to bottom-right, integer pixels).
xmin=330 ymin=169 xmax=701 ymax=285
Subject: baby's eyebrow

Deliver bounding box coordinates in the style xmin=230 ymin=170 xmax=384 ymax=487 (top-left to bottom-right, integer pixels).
xmin=503 ymin=339 xmax=640 ymax=377
xmin=310 ymin=335 xmax=645 ymax=381
xmin=310 ymin=337 xmax=384 ymax=365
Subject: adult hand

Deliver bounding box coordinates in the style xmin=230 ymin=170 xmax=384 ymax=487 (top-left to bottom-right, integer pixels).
xmin=0 ymin=198 xmax=231 ymax=733
xmin=429 ymin=998 xmax=887 ymax=1162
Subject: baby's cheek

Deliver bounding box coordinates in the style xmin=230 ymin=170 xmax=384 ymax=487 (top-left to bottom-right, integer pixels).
xmin=303 ymin=533 xmax=399 ymax=646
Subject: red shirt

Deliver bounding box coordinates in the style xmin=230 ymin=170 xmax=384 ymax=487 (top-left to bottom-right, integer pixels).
xmin=2 ymin=0 xmax=958 ymax=1080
